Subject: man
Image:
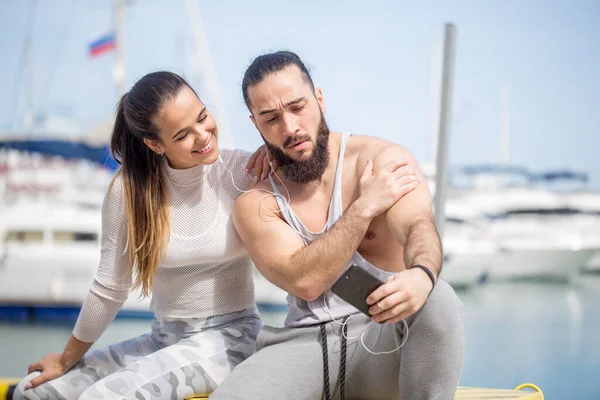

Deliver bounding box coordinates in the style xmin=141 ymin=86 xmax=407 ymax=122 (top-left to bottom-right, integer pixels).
xmin=211 ymin=51 xmax=464 ymax=399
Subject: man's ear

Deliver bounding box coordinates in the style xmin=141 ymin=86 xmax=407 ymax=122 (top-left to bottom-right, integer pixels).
xmin=250 ymin=115 xmax=258 ymax=131
xmin=315 ymin=87 xmax=326 ymax=115
xmin=143 ymin=138 xmax=164 ymax=155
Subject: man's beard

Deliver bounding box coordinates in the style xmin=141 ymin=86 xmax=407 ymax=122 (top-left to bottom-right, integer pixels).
xmin=263 ymin=113 xmax=330 ymax=183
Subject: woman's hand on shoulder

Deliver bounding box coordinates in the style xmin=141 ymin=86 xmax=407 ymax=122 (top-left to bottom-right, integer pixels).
xmin=245 ymin=144 xmax=278 ymax=184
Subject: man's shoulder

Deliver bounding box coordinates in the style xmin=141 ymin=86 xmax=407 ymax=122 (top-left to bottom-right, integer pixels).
xmin=346 ymin=133 xmax=413 ymax=164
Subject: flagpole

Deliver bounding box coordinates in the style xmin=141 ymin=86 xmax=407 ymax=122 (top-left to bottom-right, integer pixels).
xmin=114 ymin=0 xmax=126 ymax=97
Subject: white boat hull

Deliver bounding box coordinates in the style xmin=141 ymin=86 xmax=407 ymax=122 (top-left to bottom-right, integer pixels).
xmin=487 ymin=248 xmax=595 ymax=282
xmin=0 ymin=244 xmax=151 ymax=314
xmin=441 ymin=252 xmax=490 ymax=287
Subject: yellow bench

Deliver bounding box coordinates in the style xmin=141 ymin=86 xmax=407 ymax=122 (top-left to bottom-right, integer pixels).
xmin=183 ymin=384 xmax=544 ymax=400
xmin=0 ymin=378 xmax=19 ymax=400
xmin=2 ymin=378 xmax=543 ymax=400
xmin=455 ymin=384 xmax=544 ymax=399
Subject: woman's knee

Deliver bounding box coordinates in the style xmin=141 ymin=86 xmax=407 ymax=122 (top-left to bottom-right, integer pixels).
xmin=13 ymin=372 xmax=63 ymax=400
xmin=14 ymin=368 xmax=103 ymax=400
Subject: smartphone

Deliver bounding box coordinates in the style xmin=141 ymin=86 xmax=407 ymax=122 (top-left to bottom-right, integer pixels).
xmin=331 ymin=264 xmax=385 ymax=316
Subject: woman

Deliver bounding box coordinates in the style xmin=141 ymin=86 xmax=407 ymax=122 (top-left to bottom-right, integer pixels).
xmin=15 ymin=71 xmax=274 ymax=399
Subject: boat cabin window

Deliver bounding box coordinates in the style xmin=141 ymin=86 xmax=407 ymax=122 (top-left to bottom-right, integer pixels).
xmin=4 ymin=230 xmax=44 ymax=243
xmin=53 ymin=231 xmax=98 ymax=242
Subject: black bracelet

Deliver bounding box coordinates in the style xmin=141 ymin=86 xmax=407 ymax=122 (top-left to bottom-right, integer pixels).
xmin=411 ymin=264 xmax=436 ymax=288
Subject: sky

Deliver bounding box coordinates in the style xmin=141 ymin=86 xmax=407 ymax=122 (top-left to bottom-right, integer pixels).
xmin=1 ymin=0 xmax=599 ymax=188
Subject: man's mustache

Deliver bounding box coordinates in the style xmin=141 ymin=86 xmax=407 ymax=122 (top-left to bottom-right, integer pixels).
xmin=284 ymin=135 xmax=312 ymax=148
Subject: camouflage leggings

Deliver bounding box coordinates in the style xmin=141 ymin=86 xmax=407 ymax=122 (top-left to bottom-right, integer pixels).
xmin=16 ymin=306 xmax=262 ymax=400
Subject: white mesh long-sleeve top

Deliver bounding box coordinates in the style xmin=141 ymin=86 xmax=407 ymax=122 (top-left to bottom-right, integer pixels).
xmin=73 ymin=149 xmax=255 ymax=343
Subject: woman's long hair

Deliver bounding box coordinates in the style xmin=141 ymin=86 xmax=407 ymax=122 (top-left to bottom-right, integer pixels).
xmin=109 ymin=71 xmax=191 ymax=297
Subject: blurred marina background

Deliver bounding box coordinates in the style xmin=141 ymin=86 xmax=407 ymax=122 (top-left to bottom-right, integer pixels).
xmin=1 ymin=0 xmax=599 ymax=398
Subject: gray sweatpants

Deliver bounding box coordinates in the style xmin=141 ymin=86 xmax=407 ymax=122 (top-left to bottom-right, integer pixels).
xmin=15 ymin=306 xmax=262 ymax=400
xmin=211 ymin=280 xmax=464 ymax=400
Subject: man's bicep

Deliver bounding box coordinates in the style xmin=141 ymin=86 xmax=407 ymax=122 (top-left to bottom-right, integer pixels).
xmin=232 ymin=194 xmax=305 ymax=278
xmin=371 ymin=144 xmax=434 ymax=245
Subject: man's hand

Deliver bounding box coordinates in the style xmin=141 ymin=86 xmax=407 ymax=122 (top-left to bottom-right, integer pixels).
xmin=366 ymin=268 xmax=434 ymax=323
xmin=354 ymin=158 xmax=419 ymax=220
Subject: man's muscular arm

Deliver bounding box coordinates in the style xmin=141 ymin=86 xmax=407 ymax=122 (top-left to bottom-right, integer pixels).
xmin=401 ymin=214 xmax=442 ymax=277
xmin=381 ymin=147 xmax=442 ymax=277
xmin=363 ymin=140 xmax=443 ymax=323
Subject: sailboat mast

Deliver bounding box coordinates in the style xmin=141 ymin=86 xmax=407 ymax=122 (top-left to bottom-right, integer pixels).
xmin=114 ymin=0 xmax=126 ymax=97
xmin=499 ymin=86 xmax=510 ymax=165
xmin=25 ymin=32 xmax=34 ymax=136
xmin=184 ymin=0 xmax=233 ymax=148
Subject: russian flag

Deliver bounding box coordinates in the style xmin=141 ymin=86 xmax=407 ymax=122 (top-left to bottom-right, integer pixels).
xmin=89 ymin=32 xmax=116 ymax=57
